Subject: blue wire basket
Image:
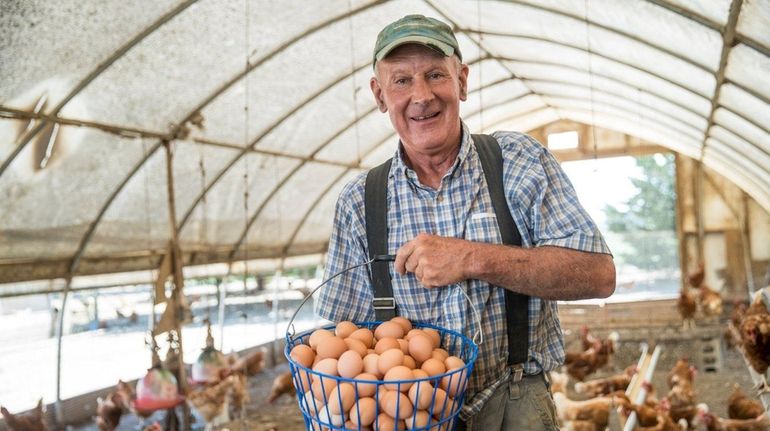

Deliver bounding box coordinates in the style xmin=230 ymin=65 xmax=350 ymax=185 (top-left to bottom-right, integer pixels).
xmin=285 ymin=321 xmax=478 ymax=431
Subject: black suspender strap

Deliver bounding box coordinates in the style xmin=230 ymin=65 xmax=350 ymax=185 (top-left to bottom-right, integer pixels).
xmin=365 ymin=158 xmax=396 ymax=320
xmin=472 ymin=134 xmax=530 ymax=366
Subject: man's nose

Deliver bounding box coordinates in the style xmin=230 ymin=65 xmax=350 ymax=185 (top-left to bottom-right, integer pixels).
xmin=411 ymin=78 xmax=434 ymax=104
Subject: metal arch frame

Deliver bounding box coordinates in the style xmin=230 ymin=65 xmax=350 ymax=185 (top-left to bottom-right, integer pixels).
xmin=62 ymin=0 xmax=386 ymax=279
xmin=228 ymin=75 xmax=531 ymax=260
xmin=0 ymin=0 xmax=200 ymax=180
xmin=277 ymin=105 xmax=552 ymax=259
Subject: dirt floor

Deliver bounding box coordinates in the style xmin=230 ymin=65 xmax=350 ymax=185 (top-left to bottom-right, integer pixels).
xmin=73 ymin=322 xmax=764 ymax=431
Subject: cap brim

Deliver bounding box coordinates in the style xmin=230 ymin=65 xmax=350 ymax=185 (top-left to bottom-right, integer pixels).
xmin=374 ymin=36 xmax=455 ymax=63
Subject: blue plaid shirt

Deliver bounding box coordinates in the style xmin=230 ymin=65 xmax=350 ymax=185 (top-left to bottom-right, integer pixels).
xmin=316 ymin=123 xmax=610 ymax=418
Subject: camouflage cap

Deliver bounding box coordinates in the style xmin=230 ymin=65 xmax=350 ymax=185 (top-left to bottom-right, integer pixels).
xmin=372 ymin=14 xmax=461 ymax=69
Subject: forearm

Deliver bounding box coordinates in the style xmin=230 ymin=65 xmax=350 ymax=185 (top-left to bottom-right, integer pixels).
xmin=465 ymin=242 xmax=616 ymax=300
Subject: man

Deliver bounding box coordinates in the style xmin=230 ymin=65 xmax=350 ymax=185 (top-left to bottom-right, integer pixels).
xmin=316 ymin=14 xmax=615 ymax=430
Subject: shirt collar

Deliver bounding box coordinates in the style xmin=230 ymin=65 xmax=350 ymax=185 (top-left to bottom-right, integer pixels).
xmin=390 ymin=121 xmax=473 ymax=181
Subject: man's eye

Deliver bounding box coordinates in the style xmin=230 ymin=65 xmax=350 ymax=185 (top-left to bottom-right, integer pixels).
xmin=428 ymin=73 xmax=443 ymax=79
xmin=395 ymin=78 xmax=408 ymax=85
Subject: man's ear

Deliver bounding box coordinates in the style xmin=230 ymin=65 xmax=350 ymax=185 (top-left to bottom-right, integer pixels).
xmin=458 ymin=63 xmax=469 ymax=101
xmin=370 ymin=77 xmax=387 ymax=112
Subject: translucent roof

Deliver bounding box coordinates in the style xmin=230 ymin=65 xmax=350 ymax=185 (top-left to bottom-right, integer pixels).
xmin=1 ymin=0 xmax=768 ymax=285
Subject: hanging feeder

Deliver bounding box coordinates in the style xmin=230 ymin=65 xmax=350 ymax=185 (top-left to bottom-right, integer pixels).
xmin=191 ymin=318 xmax=227 ymax=384
xmin=134 ymin=335 xmax=184 ymax=414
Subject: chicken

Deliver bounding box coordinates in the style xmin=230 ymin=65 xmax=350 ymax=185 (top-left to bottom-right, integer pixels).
xmin=665 ymin=382 xmax=697 ymax=425
xmin=695 ymin=283 xmax=724 ymax=318
xmin=739 ymin=290 xmax=770 ymax=393
xmin=267 ymin=371 xmax=296 ymax=403
xmin=230 ymin=347 xmax=266 ymax=377
xmin=0 ymin=399 xmax=46 ymax=431
xmin=678 ymin=289 xmax=697 ymax=330
xmin=623 ymin=402 xmax=660 ymax=427
xmin=95 ymin=387 xmax=131 ymax=431
xmin=553 ymin=391 xmax=630 ymax=430
xmin=727 ymin=385 xmax=764 ymax=420
xmin=187 ymin=376 xmax=234 ymax=429
xmin=575 ymin=365 xmax=636 ymax=397
xmin=228 ymin=372 xmax=249 ymax=420
xmin=667 ymin=358 xmax=696 ymax=389
xmin=550 ymin=370 xmax=569 ymax=394
xmin=565 ymin=333 xmax=619 ymax=382
xmin=635 ymin=414 xmax=685 ymax=431
xmin=688 ymin=263 xmax=705 ymax=288
xmin=692 ymin=404 xmax=770 ymax=431
xmin=580 ymin=325 xmax=601 ymax=352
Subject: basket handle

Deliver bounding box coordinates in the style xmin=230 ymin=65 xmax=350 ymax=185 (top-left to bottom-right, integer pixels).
xmin=286 ymin=256 xmax=483 ymax=345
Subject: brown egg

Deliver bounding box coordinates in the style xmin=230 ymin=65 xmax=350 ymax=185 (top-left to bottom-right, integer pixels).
xmin=377 ymin=348 xmax=405 ymax=375
xmin=295 ymin=369 xmax=312 ymax=393
xmin=374 ymin=337 xmax=401 ymax=354
xmin=444 ymin=356 xmax=465 ymax=370
xmin=402 ymin=355 xmax=416 ymax=370
xmin=349 ymin=328 xmax=375 ymax=348
xmin=420 ymin=358 xmax=447 ymax=377
xmin=345 ymin=420 xmax=372 ymax=431
xmin=311 ymin=378 xmax=336 ymax=401
xmin=309 ymin=328 xmax=334 ymax=349
xmin=349 ymin=396 xmax=377 ymax=427
xmin=335 ymin=320 xmax=358 ymax=338
xmin=382 ymin=390 xmax=414 ymax=419
xmin=312 ymin=358 xmax=339 ymax=377
xmin=408 ymin=334 xmax=433 ymax=363
xmin=431 ymin=348 xmax=450 ymax=362
xmin=363 ymin=353 xmax=380 ymax=377
xmin=422 ymin=328 xmax=441 ymax=348
xmin=375 ymin=321 xmax=405 ymax=340
xmin=440 ymin=367 xmax=466 ymax=397
xmin=316 ymin=336 xmax=348 ymax=360
xmin=397 ymin=338 xmax=410 ymax=355
xmin=353 ymin=372 xmax=379 ymax=397
xmin=327 ymin=382 xmax=356 ymax=415
xmin=337 ymin=350 xmax=364 ymax=379
xmin=390 ymin=316 xmax=413 ymax=334
xmin=407 ymin=380 xmax=434 ymax=410
xmin=344 ymin=337 xmax=368 ymax=358
xmin=318 ymin=405 xmax=345 ymax=427
xmin=374 ymin=413 xmax=404 ymax=431
xmin=383 ymin=365 xmax=414 ymax=392
xmin=290 ymin=344 xmax=316 ymax=368
xmin=303 ymin=389 xmax=324 ymax=414
xmin=404 ymin=328 xmax=426 ymax=341
xmin=405 ymin=410 xmax=430 ymax=429
xmin=431 ymin=388 xmax=450 ymax=420
xmin=412 ymin=369 xmax=429 ymax=380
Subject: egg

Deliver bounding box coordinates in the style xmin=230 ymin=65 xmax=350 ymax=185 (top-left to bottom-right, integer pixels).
xmin=412 ymin=369 xmax=429 ymax=380
xmin=422 ymin=328 xmax=441 ymax=348
xmin=363 ymin=353 xmax=380 ymax=376
xmin=405 ymin=410 xmax=431 ymax=429
xmin=402 ymin=355 xmax=416 ymax=370
xmin=431 ymin=388 xmax=450 ymax=420
xmin=408 ymin=334 xmax=433 ymax=363
xmin=309 ymin=329 xmax=334 ymax=349
xmin=374 ymin=337 xmax=401 ymax=354
xmin=343 ymin=337 xmax=368 ymax=357
xmin=316 ymin=336 xmax=348 ymax=360
xmin=318 ymin=405 xmax=344 ymax=427
xmin=348 ymin=396 xmax=377 ymax=427
xmin=404 ymin=328 xmax=425 ymax=341
xmin=311 ymin=378 xmax=336 ymax=401
xmin=337 ymin=350 xmax=364 ymax=379
xmin=327 ymin=382 xmax=356 ymax=415
xmin=440 ymin=367 xmax=466 ymax=397
xmin=295 ymin=368 xmax=312 ymax=393
xmin=377 ymin=348 xmax=405 ymax=375
xmin=420 ymin=358 xmax=446 ymax=377
xmin=375 ymin=413 xmax=404 ymax=431
xmin=381 ymin=390 xmax=413 ymax=419
xmin=444 ymin=356 xmax=465 ymax=370
xmin=383 ymin=365 xmax=414 ymax=392
xmin=407 ymin=380 xmax=434 ymax=410
xmin=290 ymin=344 xmax=315 ymax=368
xmin=303 ymin=389 xmax=324 ymax=414
xmin=335 ymin=320 xmax=358 ymax=338
xmin=353 ymin=373 xmax=379 ymax=397
xmin=349 ymin=328 xmax=375 ymax=348
xmin=375 ymin=321 xmax=405 ymax=340
xmin=431 ymin=348 xmax=449 ymax=362
xmin=397 ymin=338 xmax=410 ymax=355
xmin=312 ymin=358 xmax=339 ymax=377
xmin=390 ymin=316 xmax=413 ymax=333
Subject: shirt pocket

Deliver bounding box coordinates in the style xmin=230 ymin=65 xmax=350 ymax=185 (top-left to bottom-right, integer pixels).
xmin=464 ymin=212 xmax=502 ymax=244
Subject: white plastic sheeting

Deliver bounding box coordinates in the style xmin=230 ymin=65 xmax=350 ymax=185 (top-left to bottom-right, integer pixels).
xmin=1 ymin=0 xmax=768 ymax=284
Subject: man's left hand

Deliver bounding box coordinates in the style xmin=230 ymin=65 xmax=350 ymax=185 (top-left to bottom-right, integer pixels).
xmin=394 ymin=233 xmax=475 ymax=288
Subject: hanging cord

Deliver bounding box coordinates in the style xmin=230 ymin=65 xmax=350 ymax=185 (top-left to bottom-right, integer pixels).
xmin=583 ymin=0 xmax=599 ymax=167
xmin=241 ymin=0 xmax=251 ymax=322
xmin=197 ymin=142 xmax=208 ymax=249
xmin=140 ymin=137 xmax=158 ymax=331
xmin=347 ymin=0 xmax=362 ymax=164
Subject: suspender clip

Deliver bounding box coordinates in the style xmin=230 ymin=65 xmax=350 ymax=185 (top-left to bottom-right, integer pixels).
xmin=372 ymin=297 xmax=396 ymax=310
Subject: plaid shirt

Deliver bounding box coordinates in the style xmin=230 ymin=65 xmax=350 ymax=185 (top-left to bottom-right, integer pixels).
xmin=316 ymin=123 xmax=610 ymax=419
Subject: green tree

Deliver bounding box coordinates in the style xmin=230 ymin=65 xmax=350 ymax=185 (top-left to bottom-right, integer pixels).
xmin=604 ymin=154 xmax=678 ymax=269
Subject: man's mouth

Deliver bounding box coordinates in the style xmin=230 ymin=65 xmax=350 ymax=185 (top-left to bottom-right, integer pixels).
xmin=411 ymin=111 xmax=440 ymax=121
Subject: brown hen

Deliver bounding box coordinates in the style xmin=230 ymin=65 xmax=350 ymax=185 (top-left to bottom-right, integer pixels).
xmin=728 ymin=385 xmax=765 ymax=420
xmin=0 ymin=399 xmax=46 ymax=431
xmin=739 ymin=290 xmax=770 ymax=393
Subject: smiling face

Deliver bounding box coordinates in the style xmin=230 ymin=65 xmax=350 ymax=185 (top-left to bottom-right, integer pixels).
xmin=370 ymin=44 xmax=468 ymax=160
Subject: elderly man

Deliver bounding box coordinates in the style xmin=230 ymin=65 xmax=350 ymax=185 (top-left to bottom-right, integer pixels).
xmin=316 ymin=14 xmax=615 ymax=430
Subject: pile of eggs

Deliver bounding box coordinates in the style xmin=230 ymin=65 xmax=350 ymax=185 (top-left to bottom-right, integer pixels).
xmin=288 ymin=317 xmax=469 ymax=430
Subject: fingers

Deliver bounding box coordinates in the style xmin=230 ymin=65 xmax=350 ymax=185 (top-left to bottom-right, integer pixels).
xmin=394 ymin=240 xmax=416 ymax=275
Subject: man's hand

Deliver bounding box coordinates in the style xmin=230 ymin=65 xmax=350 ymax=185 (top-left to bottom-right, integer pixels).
xmin=394 ymin=233 xmax=476 ymax=288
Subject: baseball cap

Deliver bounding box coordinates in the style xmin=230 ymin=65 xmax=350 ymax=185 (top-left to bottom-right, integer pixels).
xmin=372 ymin=14 xmax=462 ymax=68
